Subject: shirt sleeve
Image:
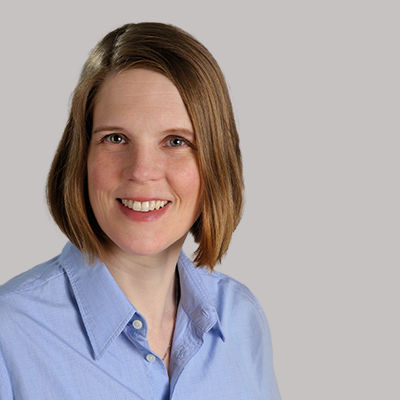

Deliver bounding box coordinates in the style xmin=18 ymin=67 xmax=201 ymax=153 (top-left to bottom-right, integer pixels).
xmin=0 ymin=343 xmax=13 ymax=399
xmin=231 ymin=281 xmax=281 ymax=400
xmin=254 ymin=303 xmax=281 ymax=400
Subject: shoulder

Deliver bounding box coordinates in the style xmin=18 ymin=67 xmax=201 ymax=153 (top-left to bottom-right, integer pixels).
xmin=0 ymin=254 xmax=64 ymax=299
xmin=205 ymin=266 xmax=257 ymax=296
xmin=195 ymin=266 xmax=270 ymax=336
xmin=197 ymin=266 xmax=264 ymax=310
xmin=0 ymin=251 xmax=74 ymax=362
xmin=0 ymin=254 xmax=67 ymax=330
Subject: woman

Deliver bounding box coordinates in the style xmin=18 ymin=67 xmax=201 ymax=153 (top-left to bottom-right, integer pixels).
xmin=0 ymin=23 xmax=280 ymax=399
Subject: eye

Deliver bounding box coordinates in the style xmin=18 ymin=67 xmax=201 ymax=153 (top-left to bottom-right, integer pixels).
xmin=165 ymin=137 xmax=188 ymax=147
xmin=103 ymin=133 xmax=126 ymax=144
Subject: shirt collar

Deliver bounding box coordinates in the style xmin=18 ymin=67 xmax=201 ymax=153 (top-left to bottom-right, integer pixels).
xmin=60 ymin=242 xmax=224 ymax=360
xmin=60 ymin=243 xmax=136 ymax=360
xmin=177 ymin=251 xmax=225 ymax=342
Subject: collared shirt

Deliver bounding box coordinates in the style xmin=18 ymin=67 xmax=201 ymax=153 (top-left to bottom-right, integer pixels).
xmin=0 ymin=242 xmax=280 ymax=400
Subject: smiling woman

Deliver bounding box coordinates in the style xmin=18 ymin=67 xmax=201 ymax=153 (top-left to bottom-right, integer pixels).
xmin=0 ymin=22 xmax=281 ymax=400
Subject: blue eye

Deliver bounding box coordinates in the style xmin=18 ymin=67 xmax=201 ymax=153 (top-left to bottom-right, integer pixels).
xmin=104 ymin=134 xmax=126 ymax=144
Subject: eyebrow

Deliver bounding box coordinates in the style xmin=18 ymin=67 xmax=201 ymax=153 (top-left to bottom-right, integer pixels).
xmin=92 ymin=126 xmax=124 ymax=135
xmin=92 ymin=126 xmax=194 ymax=137
xmin=162 ymin=128 xmax=195 ymax=138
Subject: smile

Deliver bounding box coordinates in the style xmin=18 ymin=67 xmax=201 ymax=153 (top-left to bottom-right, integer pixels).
xmin=120 ymin=199 xmax=169 ymax=212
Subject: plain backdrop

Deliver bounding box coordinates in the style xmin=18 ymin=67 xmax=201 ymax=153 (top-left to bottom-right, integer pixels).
xmin=0 ymin=1 xmax=399 ymax=399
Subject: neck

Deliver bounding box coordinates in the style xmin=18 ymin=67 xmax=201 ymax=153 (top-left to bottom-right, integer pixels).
xmin=101 ymin=241 xmax=182 ymax=330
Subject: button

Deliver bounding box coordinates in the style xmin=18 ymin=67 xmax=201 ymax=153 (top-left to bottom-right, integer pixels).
xmin=132 ymin=319 xmax=143 ymax=330
xmin=146 ymin=353 xmax=156 ymax=363
xmin=176 ymin=349 xmax=186 ymax=360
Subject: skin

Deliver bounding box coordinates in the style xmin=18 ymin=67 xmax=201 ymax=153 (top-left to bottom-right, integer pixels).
xmin=87 ymin=68 xmax=201 ymax=372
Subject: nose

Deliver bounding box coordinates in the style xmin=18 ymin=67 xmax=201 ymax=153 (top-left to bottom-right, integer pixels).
xmin=123 ymin=142 xmax=165 ymax=183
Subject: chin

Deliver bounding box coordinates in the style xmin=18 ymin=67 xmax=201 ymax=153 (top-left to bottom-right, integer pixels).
xmin=110 ymin=236 xmax=185 ymax=259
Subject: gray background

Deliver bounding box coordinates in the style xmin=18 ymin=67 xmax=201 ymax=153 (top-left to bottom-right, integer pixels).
xmin=0 ymin=1 xmax=398 ymax=398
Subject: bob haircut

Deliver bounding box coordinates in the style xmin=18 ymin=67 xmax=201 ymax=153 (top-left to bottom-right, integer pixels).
xmin=47 ymin=22 xmax=243 ymax=269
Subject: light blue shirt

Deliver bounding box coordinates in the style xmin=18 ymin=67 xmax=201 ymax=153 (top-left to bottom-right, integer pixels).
xmin=0 ymin=242 xmax=280 ymax=399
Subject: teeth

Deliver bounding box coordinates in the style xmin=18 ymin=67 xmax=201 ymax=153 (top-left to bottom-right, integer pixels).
xmin=142 ymin=201 xmax=149 ymax=212
xmin=121 ymin=199 xmax=168 ymax=212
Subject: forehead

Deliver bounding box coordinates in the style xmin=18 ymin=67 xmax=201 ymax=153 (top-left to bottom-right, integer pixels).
xmin=93 ymin=68 xmax=192 ymax=130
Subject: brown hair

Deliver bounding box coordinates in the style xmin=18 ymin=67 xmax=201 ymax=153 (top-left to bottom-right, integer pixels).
xmin=47 ymin=22 xmax=243 ymax=269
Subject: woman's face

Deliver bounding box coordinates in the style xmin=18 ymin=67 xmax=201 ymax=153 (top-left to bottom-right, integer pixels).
xmin=87 ymin=68 xmax=201 ymax=259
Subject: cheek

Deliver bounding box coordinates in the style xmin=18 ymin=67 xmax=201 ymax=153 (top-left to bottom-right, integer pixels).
xmin=170 ymin=158 xmax=201 ymax=203
xmin=87 ymin=153 xmax=116 ymax=194
xmin=87 ymin=163 xmax=116 ymax=217
xmin=87 ymin=162 xmax=117 ymax=223
xmin=87 ymin=167 xmax=103 ymax=201
xmin=88 ymin=167 xmax=106 ymax=192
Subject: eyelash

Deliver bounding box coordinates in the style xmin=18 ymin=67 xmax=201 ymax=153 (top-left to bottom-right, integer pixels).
xmin=100 ymin=134 xmax=194 ymax=148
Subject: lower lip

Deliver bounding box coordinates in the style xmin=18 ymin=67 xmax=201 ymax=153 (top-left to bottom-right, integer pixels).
xmin=117 ymin=200 xmax=171 ymax=222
